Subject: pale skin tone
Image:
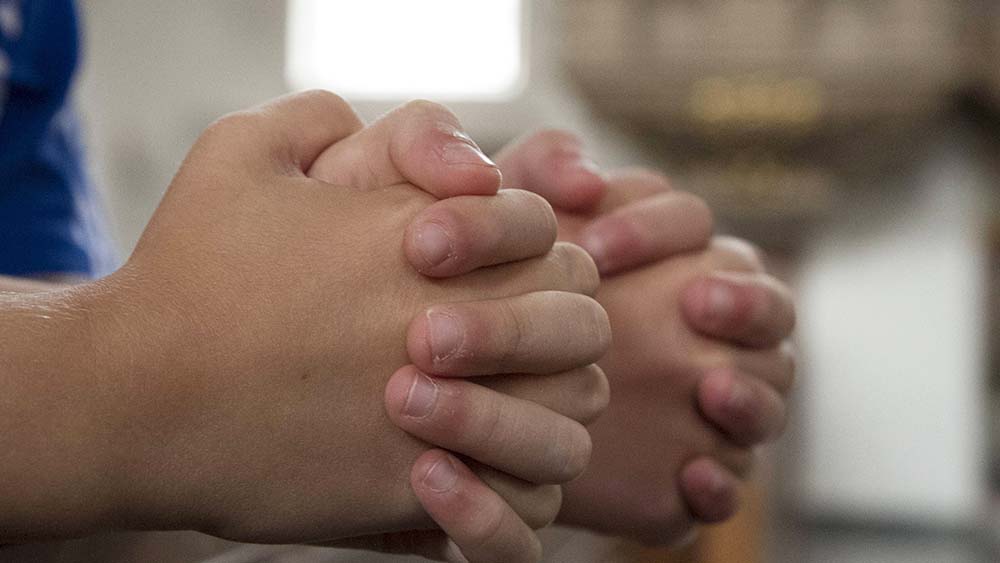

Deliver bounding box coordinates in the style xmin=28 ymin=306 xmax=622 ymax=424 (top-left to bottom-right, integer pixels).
xmin=495 ymin=132 xmax=796 ymax=542
xmin=331 ymin=127 xmax=796 ymax=556
xmin=2 ymin=94 xmax=795 ymax=562
xmin=0 ymin=92 xmax=613 ymax=562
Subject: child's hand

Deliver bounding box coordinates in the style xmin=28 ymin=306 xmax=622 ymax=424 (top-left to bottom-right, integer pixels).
xmin=487 ymin=130 xmax=796 ymax=544
xmin=306 ymin=101 xmax=612 ymax=562
xmin=86 ymin=93 xmax=609 ymax=550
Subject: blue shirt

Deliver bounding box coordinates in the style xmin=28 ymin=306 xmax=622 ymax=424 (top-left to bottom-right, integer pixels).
xmin=0 ymin=0 xmax=115 ymax=278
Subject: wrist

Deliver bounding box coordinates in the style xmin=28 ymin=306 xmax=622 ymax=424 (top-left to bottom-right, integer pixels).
xmin=78 ymin=269 xmax=203 ymax=534
xmin=0 ymin=280 xmax=127 ymax=539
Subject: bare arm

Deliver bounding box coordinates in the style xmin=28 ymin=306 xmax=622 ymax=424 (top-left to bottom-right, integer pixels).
xmin=0 ymin=281 xmax=124 ymax=540
xmin=0 ymin=275 xmax=81 ymax=293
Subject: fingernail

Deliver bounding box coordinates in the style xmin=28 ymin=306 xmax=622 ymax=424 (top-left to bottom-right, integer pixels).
xmin=414 ymin=223 xmax=452 ymax=268
xmin=441 ymin=133 xmax=496 ymax=167
xmin=422 ymin=455 xmax=459 ymax=492
xmin=705 ymin=282 xmax=735 ymax=321
xmin=427 ymin=310 xmax=463 ymax=362
xmin=403 ymin=372 xmax=439 ymax=418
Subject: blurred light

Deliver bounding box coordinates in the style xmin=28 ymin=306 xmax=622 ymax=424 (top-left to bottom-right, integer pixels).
xmin=286 ymin=0 xmax=524 ymax=101
xmin=689 ymin=75 xmax=826 ymax=127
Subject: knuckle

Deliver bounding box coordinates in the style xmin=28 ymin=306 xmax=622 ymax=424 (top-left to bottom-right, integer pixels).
xmin=740 ymin=410 xmax=770 ymax=445
xmin=523 ymin=485 xmax=563 ymax=529
xmin=553 ymin=420 xmax=592 ymax=482
xmin=632 ymin=492 xmax=693 ymax=544
xmin=752 ymin=283 xmax=777 ymax=327
xmin=710 ymin=236 xmax=766 ymax=272
xmin=528 ymin=128 xmax=583 ymax=155
xmin=550 ymin=294 xmax=611 ymax=364
xmin=636 ymin=168 xmax=673 ymax=191
xmin=201 ymin=111 xmax=257 ymax=144
xmin=465 ymin=499 xmax=509 ymax=553
xmin=496 ymin=299 xmax=526 ymax=365
xmin=550 ymin=242 xmax=600 ymax=295
xmin=518 ymin=535 xmax=544 ymax=563
xmin=471 ymin=391 xmax=508 ymax=454
xmin=402 ymin=98 xmax=459 ymax=124
xmin=614 ymin=166 xmax=673 ymax=192
xmin=582 ymin=296 xmax=613 ymax=359
xmin=720 ymin=447 xmax=755 ymax=477
xmin=756 ymin=277 xmax=796 ymax=336
xmin=298 ymin=88 xmax=352 ymax=115
xmin=506 ymin=189 xmax=559 ymax=241
xmin=577 ymin=364 xmax=611 ymax=424
xmin=525 ymin=535 xmax=544 ymax=563
xmin=676 ymin=191 xmax=716 ymax=236
xmin=699 ymin=348 xmax=740 ymax=374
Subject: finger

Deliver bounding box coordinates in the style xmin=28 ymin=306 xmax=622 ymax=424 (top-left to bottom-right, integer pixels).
xmin=405 ymin=190 xmax=558 ymax=277
xmin=469 ymin=463 xmax=562 ymax=529
xmin=494 ymin=129 xmax=608 ymax=212
xmin=322 ymin=474 xmax=556 ymax=561
xmin=413 ymin=450 xmax=544 ymax=563
xmin=329 ymin=469 xmax=563 ymax=545
xmin=441 ymin=242 xmax=599 ymax=301
xmin=704 ymin=236 xmax=766 ymax=272
xmin=476 ymin=364 xmax=610 ymax=425
xmin=201 ymin=89 xmax=364 ymax=173
xmin=730 ymin=340 xmax=797 ymax=393
xmin=407 ymin=291 xmax=611 ymax=377
xmin=709 ymin=440 xmax=755 ymax=477
xmin=307 ymin=99 xmax=501 ymax=197
xmin=682 ymin=272 xmax=796 ymax=348
xmin=577 ymin=191 xmax=714 ymax=275
xmin=385 ymin=366 xmax=592 ymax=484
xmin=679 ymin=457 xmax=741 ymax=523
xmin=698 ymin=369 xmax=788 ymax=446
xmin=594 ymin=167 xmax=673 ymax=214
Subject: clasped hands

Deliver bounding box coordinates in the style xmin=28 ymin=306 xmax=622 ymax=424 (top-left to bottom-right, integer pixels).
xmin=95 ymin=91 xmax=795 ymax=563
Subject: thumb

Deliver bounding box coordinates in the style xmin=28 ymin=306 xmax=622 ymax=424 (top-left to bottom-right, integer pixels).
xmin=307 ymin=100 xmax=502 ymax=198
xmin=203 ymin=90 xmax=365 ymax=174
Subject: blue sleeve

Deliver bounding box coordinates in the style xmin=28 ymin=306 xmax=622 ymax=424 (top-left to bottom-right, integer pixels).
xmin=0 ymin=0 xmax=116 ymax=278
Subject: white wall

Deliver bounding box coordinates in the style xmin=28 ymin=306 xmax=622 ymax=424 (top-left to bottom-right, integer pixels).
xmin=75 ymin=0 xmax=645 ymax=257
xmin=794 ymin=134 xmax=990 ymax=527
xmin=76 ymin=0 xmax=287 ymax=255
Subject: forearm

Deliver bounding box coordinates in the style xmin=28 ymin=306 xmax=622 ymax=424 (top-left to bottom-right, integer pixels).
xmin=0 ymin=282 xmax=124 ymax=541
xmin=0 ymin=274 xmax=81 ymax=293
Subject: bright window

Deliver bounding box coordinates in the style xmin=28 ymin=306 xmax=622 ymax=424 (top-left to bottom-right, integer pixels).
xmin=286 ymin=0 xmax=525 ymax=101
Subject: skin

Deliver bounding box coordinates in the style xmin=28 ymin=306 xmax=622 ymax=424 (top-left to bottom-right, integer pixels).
xmin=0 ymin=92 xmax=612 ymax=557
xmin=307 ymin=101 xmax=614 ymax=562
xmin=498 ymin=132 xmax=796 ymax=542
xmin=2 ymin=98 xmax=794 ymax=562
xmin=365 ymin=128 xmax=796 ymax=553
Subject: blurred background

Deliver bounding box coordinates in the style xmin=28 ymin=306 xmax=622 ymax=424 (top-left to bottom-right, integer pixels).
xmin=71 ymin=1 xmax=998 ymax=561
